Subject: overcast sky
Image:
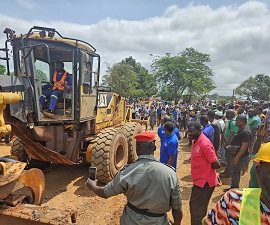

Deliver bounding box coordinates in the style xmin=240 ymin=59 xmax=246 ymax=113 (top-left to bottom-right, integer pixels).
xmin=0 ymin=0 xmax=270 ymax=96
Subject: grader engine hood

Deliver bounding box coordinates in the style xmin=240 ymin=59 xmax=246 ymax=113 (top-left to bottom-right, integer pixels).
xmin=95 ymin=91 xmax=127 ymax=130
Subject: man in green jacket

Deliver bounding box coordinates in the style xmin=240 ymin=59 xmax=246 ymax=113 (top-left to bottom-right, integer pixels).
xmin=86 ymin=131 xmax=183 ymax=225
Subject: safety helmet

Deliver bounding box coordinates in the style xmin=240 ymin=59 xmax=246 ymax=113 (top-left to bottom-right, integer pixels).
xmin=254 ymin=142 xmax=270 ymax=163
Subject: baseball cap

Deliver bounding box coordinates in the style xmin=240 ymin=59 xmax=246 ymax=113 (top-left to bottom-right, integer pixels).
xmin=134 ymin=131 xmax=155 ymax=142
xmin=235 ymin=104 xmax=240 ymax=109
xmin=215 ymin=111 xmax=223 ymax=117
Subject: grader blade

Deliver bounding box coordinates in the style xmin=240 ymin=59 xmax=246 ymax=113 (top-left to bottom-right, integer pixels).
xmin=0 ymin=160 xmax=27 ymax=200
xmin=0 ymin=159 xmax=45 ymax=205
xmin=0 ymin=204 xmax=77 ymax=225
xmin=0 ymin=160 xmax=76 ymax=224
xmin=17 ymin=168 xmax=45 ymax=205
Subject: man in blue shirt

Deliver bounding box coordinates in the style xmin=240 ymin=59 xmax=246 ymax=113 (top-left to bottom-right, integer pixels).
xmin=158 ymin=116 xmax=181 ymax=159
xmin=200 ymin=115 xmax=214 ymax=143
xmin=159 ymin=121 xmax=179 ymax=170
xmin=172 ymin=107 xmax=178 ymax=122
xmin=39 ymin=61 xmax=72 ymax=116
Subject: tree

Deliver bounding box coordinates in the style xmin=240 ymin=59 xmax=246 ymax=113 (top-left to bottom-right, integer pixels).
xmin=151 ymin=48 xmax=216 ymax=104
xmin=207 ymin=93 xmax=220 ymax=100
xmin=36 ymin=69 xmax=48 ymax=82
xmin=102 ymin=62 xmax=140 ymax=98
xmin=254 ymin=74 xmax=270 ymax=100
xmin=122 ymin=56 xmax=157 ymax=97
xmin=0 ymin=66 xmax=47 ymax=81
xmin=102 ymin=57 xmax=157 ymax=98
xmin=235 ymin=74 xmax=270 ymax=101
xmin=0 ymin=64 xmax=6 ymax=75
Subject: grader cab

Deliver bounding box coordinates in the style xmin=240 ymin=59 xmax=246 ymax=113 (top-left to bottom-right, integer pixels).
xmin=0 ymin=26 xmax=142 ymax=184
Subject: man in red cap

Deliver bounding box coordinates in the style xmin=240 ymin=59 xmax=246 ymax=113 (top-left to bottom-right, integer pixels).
xmin=86 ymin=131 xmax=183 ymax=225
xmin=234 ymin=103 xmax=240 ymax=110
xmin=133 ymin=131 xmax=156 ymax=142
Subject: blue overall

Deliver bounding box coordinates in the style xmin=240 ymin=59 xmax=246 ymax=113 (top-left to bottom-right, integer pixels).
xmin=39 ymin=71 xmax=72 ymax=112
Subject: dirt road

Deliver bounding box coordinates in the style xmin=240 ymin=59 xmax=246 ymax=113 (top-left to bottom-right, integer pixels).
xmin=0 ymin=128 xmax=250 ymax=225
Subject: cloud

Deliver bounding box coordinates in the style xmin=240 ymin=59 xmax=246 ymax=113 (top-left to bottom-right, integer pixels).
xmin=1 ymin=1 xmax=270 ymax=96
xmin=16 ymin=0 xmax=36 ymax=10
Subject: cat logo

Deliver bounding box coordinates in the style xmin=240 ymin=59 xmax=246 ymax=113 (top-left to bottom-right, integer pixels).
xmin=98 ymin=93 xmax=107 ymax=107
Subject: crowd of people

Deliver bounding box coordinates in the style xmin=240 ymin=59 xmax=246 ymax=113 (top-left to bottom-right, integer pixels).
xmin=86 ymin=98 xmax=270 ymax=225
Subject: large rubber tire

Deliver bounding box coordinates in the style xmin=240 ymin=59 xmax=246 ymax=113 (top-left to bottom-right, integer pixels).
xmin=10 ymin=137 xmax=28 ymax=162
xmin=92 ymin=128 xmax=128 ymax=183
xmin=10 ymin=137 xmax=50 ymax=169
xmin=121 ymin=122 xmax=142 ymax=163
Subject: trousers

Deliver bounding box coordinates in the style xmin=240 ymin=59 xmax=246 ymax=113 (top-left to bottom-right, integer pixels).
xmin=224 ymin=149 xmax=233 ymax=176
xmin=231 ymin=155 xmax=249 ymax=188
xmin=253 ymin=135 xmax=263 ymax=155
xmin=189 ymin=182 xmax=215 ymax=225
xmin=39 ymin=89 xmax=64 ymax=111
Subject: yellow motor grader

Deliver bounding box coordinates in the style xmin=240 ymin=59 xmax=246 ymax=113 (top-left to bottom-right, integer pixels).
xmin=0 ymin=26 xmax=143 ymax=184
xmin=0 ymin=92 xmax=76 ymax=224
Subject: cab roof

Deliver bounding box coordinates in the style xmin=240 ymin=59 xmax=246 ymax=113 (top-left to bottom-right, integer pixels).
xmin=19 ymin=33 xmax=95 ymax=53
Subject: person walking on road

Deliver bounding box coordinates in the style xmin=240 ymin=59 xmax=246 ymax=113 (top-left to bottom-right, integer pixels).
xmin=188 ymin=121 xmax=220 ymax=225
xmin=219 ymin=109 xmax=238 ymax=178
xmin=149 ymin=105 xmax=157 ymax=130
xmin=207 ymin=110 xmax=221 ymax=154
xmin=200 ymin=115 xmax=214 ymax=143
xmin=253 ymin=106 xmax=267 ymax=154
xmin=86 ymin=131 xmax=183 ymax=225
xmin=224 ymin=115 xmax=251 ymax=191
xmin=247 ymin=109 xmax=258 ymax=156
xmin=156 ymin=104 xmax=162 ymax=126
xmin=158 ymin=116 xmax=181 ymax=169
xmin=159 ymin=121 xmax=179 ymax=170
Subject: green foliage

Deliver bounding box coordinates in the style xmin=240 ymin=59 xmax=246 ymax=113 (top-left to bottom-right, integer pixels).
xmin=207 ymin=93 xmax=219 ymax=100
xmin=102 ymin=57 xmax=157 ymax=98
xmin=102 ymin=62 xmax=139 ymax=98
xmin=36 ymin=69 xmax=48 ymax=82
xmin=0 ymin=64 xmax=6 ymax=75
xmin=121 ymin=57 xmax=157 ymax=97
xmin=235 ymin=74 xmax=270 ymax=101
xmin=218 ymin=97 xmax=234 ymax=105
xmin=151 ymin=47 xmax=216 ymax=104
xmin=0 ymin=65 xmax=47 ymax=82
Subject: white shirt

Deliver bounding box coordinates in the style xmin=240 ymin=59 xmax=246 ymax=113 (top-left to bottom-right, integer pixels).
xmin=218 ymin=119 xmax=225 ymax=132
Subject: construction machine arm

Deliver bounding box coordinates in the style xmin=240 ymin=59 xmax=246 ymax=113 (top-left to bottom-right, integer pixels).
xmin=0 ymin=92 xmax=21 ymax=138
